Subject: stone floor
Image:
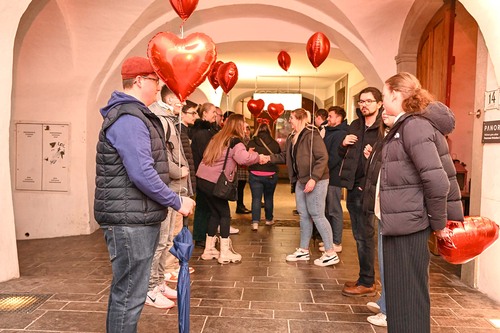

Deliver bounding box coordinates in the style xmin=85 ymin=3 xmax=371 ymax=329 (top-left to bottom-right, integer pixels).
xmin=1 ymin=182 xmax=500 ymax=332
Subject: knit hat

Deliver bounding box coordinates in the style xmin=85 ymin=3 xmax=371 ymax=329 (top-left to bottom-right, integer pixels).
xmin=121 ymin=56 xmax=155 ymax=79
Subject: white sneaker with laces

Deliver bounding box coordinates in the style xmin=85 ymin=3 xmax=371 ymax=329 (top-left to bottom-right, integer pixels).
xmin=286 ymin=248 xmax=310 ymax=261
xmin=251 ymin=222 xmax=258 ymax=231
xmin=313 ymin=252 xmax=340 ymax=267
xmin=366 ymin=301 xmax=380 ymax=313
xmin=145 ymin=286 xmax=175 ymax=309
xmin=160 ymin=282 xmax=177 ymax=299
xmin=367 ymin=313 xmax=387 ymax=327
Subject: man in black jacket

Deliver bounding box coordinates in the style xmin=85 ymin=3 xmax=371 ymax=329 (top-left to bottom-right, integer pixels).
xmin=338 ymin=87 xmax=382 ymax=297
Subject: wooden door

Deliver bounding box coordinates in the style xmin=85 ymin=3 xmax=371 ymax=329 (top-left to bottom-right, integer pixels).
xmin=417 ymin=0 xmax=455 ymax=104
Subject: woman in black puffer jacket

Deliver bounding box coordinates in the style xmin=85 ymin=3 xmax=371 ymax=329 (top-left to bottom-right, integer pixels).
xmin=379 ymin=72 xmax=464 ymax=333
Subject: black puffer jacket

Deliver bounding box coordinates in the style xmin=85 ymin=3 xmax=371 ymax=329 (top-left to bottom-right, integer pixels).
xmin=179 ymin=122 xmax=196 ymax=195
xmin=379 ymin=102 xmax=464 ymax=236
xmin=338 ymin=108 xmax=382 ymax=190
xmin=247 ymin=131 xmax=281 ymax=173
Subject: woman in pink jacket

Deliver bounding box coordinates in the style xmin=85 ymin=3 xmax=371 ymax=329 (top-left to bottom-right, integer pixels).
xmin=196 ymin=114 xmax=259 ymax=264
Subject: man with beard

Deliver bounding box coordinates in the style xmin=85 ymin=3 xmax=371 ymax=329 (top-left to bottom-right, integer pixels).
xmin=338 ymin=87 xmax=383 ymax=297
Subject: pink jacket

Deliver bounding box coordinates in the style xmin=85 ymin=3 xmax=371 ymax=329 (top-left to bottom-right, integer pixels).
xmin=196 ymin=141 xmax=259 ymax=183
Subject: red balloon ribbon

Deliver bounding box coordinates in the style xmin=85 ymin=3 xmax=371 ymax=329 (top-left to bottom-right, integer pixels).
xmin=277 ymin=51 xmax=291 ymax=72
xmin=437 ymin=216 xmax=499 ymax=264
xmin=247 ymin=99 xmax=265 ymax=117
xmin=268 ymin=103 xmax=285 ymax=120
xmin=306 ymin=32 xmax=330 ymax=69
xmin=147 ymin=32 xmax=217 ymax=102
xmin=217 ymin=62 xmax=238 ymax=94
xmin=169 ymin=0 xmax=199 ymax=21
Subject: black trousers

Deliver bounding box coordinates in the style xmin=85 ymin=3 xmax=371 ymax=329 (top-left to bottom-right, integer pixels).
xmin=197 ymin=178 xmax=232 ymax=238
xmin=383 ymin=227 xmax=431 ymax=333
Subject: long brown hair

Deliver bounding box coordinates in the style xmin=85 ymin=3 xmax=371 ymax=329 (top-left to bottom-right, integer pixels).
xmin=202 ymin=114 xmax=245 ymax=165
xmin=385 ymin=72 xmax=434 ymax=114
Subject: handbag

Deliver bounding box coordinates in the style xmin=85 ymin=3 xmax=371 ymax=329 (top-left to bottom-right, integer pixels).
xmin=213 ymin=147 xmax=238 ymax=201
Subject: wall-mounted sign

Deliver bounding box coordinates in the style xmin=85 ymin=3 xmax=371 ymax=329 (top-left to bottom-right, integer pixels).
xmin=484 ymin=89 xmax=499 ymax=110
xmin=482 ymin=120 xmax=500 ymax=143
xmin=16 ymin=123 xmax=69 ymax=191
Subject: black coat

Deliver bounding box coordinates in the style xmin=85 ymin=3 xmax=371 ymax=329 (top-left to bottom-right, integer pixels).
xmin=338 ymin=108 xmax=382 ymax=190
xmin=324 ymin=120 xmax=348 ymax=187
xmin=247 ymin=131 xmax=281 ymax=173
xmin=190 ymin=119 xmax=218 ymax=171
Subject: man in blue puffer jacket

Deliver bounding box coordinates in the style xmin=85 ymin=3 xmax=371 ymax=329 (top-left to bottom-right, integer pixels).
xmin=94 ymin=56 xmax=195 ymax=333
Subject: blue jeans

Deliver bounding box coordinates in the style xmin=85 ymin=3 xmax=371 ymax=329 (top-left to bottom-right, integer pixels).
xmin=346 ymin=187 xmax=375 ymax=287
xmin=249 ymin=173 xmax=278 ymax=223
xmin=295 ymin=179 xmax=333 ymax=251
xmin=377 ymin=219 xmax=386 ymax=314
xmin=326 ymin=185 xmax=343 ymax=245
xmin=103 ymin=224 xmax=161 ymax=333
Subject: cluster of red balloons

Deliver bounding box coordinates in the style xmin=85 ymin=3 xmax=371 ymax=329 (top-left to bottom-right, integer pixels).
xmin=247 ymin=99 xmax=284 ymax=121
xmin=208 ymin=61 xmax=238 ymax=94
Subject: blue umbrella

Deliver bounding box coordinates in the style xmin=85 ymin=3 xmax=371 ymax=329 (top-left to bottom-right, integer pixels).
xmin=169 ymin=219 xmax=193 ymax=333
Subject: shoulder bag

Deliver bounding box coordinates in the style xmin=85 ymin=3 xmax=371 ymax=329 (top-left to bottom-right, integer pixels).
xmin=213 ymin=147 xmax=238 ymax=201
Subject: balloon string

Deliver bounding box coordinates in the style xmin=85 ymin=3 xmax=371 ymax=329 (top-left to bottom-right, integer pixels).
xmin=180 ymin=24 xmax=184 ymax=38
xmin=226 ymin=94 xmax=229 ymax=110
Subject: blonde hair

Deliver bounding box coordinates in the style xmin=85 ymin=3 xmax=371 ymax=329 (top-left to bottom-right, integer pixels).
xmin=385 ymin=72 xmax=434 ymax=114
xmin=202 ymin=114 xmax=245 ymax=165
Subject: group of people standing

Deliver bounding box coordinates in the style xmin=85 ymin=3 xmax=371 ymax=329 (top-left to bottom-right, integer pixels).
xmin=94 ymin=55 xmax=463 ymax=333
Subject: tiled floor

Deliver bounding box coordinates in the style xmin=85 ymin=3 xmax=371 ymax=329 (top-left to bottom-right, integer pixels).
xmin=1 ymin=182 xmax=500 ymax=332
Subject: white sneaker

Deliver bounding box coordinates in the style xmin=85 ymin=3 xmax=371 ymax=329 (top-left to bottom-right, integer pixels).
xmin=252 ymin=222 xmax=259 ymax=231
xmin=145 ymin=286 xmax=175 ymax=309
xmin=160 ymin=282 xmax=177 ymax=299
xmin=217 ymin=226 xmax=240 ymax=234
xmin=366 ymin=301 xmax=380 ymax=314
xmin=265 ymin=220 xmax=275 ymax=226
xmin=333 ymin=243 xmax=343 ymax=253
xmin=367 ymin=313 xmax=387 ymax=327
xmin=286 ymin=248 xmax=310 ymax=261
xmin=313 ymin=252 xmax=340 ymax=267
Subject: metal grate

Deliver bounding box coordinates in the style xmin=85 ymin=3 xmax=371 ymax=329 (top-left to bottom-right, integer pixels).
xmin=0 ymin=293 xmax=52 ymax=314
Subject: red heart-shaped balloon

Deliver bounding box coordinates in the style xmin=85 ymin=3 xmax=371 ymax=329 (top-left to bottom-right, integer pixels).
xmin=306 ymin=32 xmax=330 ymax=69
xmin=208 ymin=60 xmax=223 ymax=90
xmin=217 ymin=62 xmax=238 ymax=94
xmin=169 ymin=0 xmax=199 ymax=21
xmin=277 ymin=51 xmax=291 ymax=72
xmin=268 ymin=103 xmax=285 ymax=120
xmin=438 ymin=216 xmax=499 ymax=264
xmin=147 ymin=32 xmax=217 ymax=102
xmin=247 ymin=99 xmax=265 ymax=117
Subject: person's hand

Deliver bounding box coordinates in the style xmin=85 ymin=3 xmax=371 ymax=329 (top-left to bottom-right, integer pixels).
xmin=180 ymin=166 xmax=189 ymax=178
xmin=434 ymin=227 xmax=455 ymax=247
xmin=363 ymin=144 xmax=372 ymax=159
xmin=248 ymin=147 xmax=255 ymax=153
xmin=303 ymin=179 xmax=316 ymax=193
xmin=343 ymin=134 xmax=358 ymax=147
xmin=177 ymin=196 xmax=195 ymax=216
xmin=259 ymin=154 xmax=270 ymax=164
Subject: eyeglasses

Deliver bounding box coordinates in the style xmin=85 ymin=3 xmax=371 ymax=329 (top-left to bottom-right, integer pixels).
xmin=141 ymin=76 xmax=160 ymax=85
xmin=358 ymin=99 xmax=377 ymax=105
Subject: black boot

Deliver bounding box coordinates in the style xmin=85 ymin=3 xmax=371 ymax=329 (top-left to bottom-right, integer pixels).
xmin=236 ymin=205 xmax=251 ymax=214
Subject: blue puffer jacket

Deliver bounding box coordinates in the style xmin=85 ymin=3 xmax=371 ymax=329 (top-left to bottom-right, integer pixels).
xmin=379 ymin=101 xmax=464 ymax=236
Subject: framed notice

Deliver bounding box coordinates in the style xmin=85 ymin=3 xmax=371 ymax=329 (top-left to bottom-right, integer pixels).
xmin=482 ymin=120 xmax=500 ymax=144
xmin=16 ymin=123 xmax=69 ymax=191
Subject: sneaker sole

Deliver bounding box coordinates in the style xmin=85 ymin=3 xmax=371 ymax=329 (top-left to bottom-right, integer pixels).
xmin=145 ymin=300 xmax=175 ymax=309
xmin=285 ymin=256 xmax=310 ymax=262
xmin=341 ymin=290 xmax=377 ymax=297
xmin=367 ymin=303 xmax=381 ymax=314
xmin=313 ymin=257 xmax=340 ymax=267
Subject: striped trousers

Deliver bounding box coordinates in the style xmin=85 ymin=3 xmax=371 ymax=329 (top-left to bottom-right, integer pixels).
xmin=383 ymin=227 xmax=431 ymax=333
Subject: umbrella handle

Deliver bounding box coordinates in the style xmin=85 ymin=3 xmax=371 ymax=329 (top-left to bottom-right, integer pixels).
xmin=183 ymin=216 xmax=189 ymax=228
